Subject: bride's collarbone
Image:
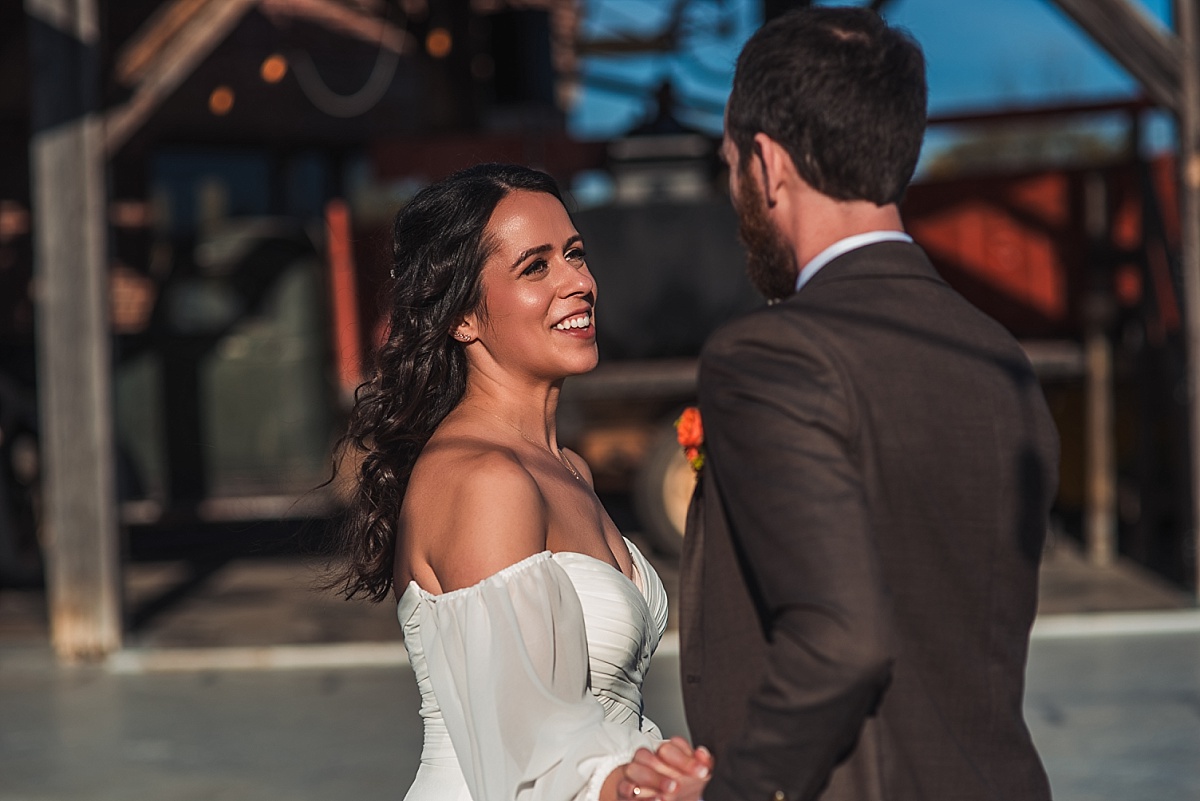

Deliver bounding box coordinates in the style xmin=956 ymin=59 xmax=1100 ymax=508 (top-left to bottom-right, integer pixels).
xmin=403 ymin=451 xmax=632 ymax=584
xmin=545 ymin=521 xmax=632 ymax=579
xmin=533 ymin=468 xmax=632 ymax=577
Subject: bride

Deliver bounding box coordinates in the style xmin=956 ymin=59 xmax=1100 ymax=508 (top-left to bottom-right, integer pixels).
xmin=325 ymin=163 xmax=711 ymax=801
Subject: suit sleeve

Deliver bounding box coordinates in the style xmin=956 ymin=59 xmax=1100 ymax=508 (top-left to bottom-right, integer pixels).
xmin=698 ymin=319 xmax=894 ymax=801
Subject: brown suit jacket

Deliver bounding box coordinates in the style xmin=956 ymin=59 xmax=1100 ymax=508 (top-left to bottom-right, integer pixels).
xmin=680 ymin=242 xmax=1058 ymax=801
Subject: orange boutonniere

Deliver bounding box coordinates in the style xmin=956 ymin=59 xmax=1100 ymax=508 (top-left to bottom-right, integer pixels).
xmin=675 ymin=406 xmax=705 ymax=473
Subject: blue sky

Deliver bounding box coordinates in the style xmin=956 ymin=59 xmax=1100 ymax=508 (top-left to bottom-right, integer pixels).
xmin=569 ymin=0 xmax=1175 ymax=143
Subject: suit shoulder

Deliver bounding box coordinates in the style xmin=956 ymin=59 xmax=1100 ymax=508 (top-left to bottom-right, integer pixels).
xmin=698 ymin=304 xmax=844 ymax=407
xmin=701 ymin=302 xmax=826 ymax=365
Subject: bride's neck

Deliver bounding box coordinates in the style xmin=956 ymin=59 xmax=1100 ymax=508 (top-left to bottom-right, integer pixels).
xmin=457 ymin=377 xmax=563 ymax=449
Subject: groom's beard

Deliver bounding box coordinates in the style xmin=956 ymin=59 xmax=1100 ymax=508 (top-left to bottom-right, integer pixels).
xmin=731 ymin=168 xmax=798 ymax=301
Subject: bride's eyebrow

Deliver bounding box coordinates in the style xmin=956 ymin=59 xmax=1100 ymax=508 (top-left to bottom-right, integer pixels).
xmin=509 ymin=243 xmax=552 ymax=272
xmin=508 ymin=236 xmax=584 ymax=271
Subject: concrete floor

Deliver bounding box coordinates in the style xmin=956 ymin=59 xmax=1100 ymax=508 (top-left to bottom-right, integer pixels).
xmin=1024 ymin=626 xmax=1200 ymax=801
xmin=1 ymin=529 xmax=1197 ymax=800
xmin=2 ymin=623 xmax=1199 ymax=801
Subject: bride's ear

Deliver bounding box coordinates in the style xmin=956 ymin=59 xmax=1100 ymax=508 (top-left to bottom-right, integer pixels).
xmin=450 ymin=318 xmax=476 ymax=344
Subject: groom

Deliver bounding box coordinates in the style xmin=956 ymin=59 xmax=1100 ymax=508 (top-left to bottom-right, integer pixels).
xmin=676 ymin=7 xmax=1059 ymax=801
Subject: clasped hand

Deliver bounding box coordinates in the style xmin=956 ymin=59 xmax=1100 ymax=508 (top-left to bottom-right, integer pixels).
xmin=616 ymin=736 xmax=713 ymax=801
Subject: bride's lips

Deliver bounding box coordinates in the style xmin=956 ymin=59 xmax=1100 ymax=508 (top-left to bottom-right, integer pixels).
xmin=552 ymin=309 xmax=595 ymax=338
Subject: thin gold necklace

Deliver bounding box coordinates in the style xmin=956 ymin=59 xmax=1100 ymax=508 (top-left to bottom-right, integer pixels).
xmin=481 ymin=412 xmax=585 ymax=483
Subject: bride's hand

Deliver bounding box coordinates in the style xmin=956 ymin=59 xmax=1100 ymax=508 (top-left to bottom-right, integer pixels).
xmin=615 ymin=737 xmax=713 ymax=801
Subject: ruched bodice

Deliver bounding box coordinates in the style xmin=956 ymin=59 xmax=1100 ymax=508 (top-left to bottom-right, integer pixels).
xmin=396 ymin=538 xmax=668 ymax=801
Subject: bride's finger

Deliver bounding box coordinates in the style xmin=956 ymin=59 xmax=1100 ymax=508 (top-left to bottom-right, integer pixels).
xmin=633 ymin=748 xmax=685 ymax=781
xmin=656 ymin=737 xmax=693 ymax=763
xmin=625 ymin=760 xmax=681 ymax=793
xmin=666 ymin=735 xmax=694 ymax=756
xmin=655 ymin=738 xmax=711 ymax=779
xmin=617 ymin=777 xmax=661 ymax=801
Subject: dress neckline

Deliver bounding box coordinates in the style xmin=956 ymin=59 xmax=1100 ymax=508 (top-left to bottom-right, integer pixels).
xmin=556 ymin=547 xmax=645 ymax=596
xmin=400 ymin=537 xmax=649 ymax=603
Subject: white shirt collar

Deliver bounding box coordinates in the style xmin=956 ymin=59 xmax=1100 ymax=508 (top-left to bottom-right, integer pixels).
xmin=794 ymin=230 xmax=913 ymax=292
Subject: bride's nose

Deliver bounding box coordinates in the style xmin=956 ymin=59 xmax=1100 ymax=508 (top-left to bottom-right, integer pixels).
xmin=561 ymin=261 xmax=595 ymax=298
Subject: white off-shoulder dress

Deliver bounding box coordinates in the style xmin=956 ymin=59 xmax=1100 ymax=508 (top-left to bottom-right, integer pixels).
xmin=396 ymin=537 xmax=670 ymax=801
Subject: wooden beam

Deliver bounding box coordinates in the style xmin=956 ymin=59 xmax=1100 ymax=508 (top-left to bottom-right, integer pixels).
xmin=763 ymin=0 xmax=815 ymax=21
xmin=1050 ymin=0 xmax=1181 ymax=111
xmin=575 ymin=32 xmax=678 ymax=56
xmin=26 ymin=0 xmax=120 ymax=660
xmin=258 ymin=0 xmax=411 ymax=53
xmin=114 ymin=0 xmax=215 ymax=85
xmin=104 ymin=0 xmax=257 ymax=154
xmin=1175 ymin=0 xmax=1200 ymax=599
xmin=928 ymin=97 xmax=1152 ymax=128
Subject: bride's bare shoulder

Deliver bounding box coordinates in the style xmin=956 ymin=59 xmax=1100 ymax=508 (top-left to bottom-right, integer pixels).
xmin=406 ymin=437 xmax=549 ymax=593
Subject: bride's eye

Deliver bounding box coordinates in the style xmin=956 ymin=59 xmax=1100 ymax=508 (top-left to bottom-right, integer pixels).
xmin=522 ymin=258 xmax=549 ymax=277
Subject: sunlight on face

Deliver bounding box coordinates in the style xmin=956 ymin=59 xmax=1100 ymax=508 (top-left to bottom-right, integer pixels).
xmin=471 ymin=191 xmax=599 ymax=381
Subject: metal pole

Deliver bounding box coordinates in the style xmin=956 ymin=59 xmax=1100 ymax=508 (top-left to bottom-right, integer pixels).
xmin=1176 ymin=0 xmax=1200 ymax=599
xmin=26 ymin=0 xmax=122 ymax=659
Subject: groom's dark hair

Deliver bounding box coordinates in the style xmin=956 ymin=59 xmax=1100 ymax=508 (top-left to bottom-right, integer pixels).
xmin=727 ymin=6 xmax=926 ymax=206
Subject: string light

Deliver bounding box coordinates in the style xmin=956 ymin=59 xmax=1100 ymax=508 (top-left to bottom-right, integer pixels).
xmin=209 ymin=86 xmax=235 ymax=115
xmin=426 ymin=27 xmax=452 ymax=58
xmin=261 ymin=54 xmax=288 ymax=83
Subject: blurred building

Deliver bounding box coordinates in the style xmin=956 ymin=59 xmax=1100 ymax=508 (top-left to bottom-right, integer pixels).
xmin=2 ymin=1 xmax=1194 ymax=600
xmin=1 ymin=0 xmax=612 ymax=557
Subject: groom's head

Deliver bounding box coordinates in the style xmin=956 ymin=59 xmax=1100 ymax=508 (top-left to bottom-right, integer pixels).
xmin=726 ymin=7 xmax=927 ymax=208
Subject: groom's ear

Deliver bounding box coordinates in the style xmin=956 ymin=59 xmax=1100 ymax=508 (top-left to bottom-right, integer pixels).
xmin=753 ymin=133 xmax=795 ymax=209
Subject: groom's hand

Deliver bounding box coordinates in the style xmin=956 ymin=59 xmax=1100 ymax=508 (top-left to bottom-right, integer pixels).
xmin=616 ymin=737 xmax=712 ymax=801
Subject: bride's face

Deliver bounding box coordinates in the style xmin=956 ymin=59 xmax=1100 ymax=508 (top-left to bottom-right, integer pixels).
xmin=465 ymin=190 xmax=598 ymax=380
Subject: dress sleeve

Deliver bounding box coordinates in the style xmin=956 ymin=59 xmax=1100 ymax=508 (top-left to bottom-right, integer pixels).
xmin=415 ymin=552 xmax=662 ymax=801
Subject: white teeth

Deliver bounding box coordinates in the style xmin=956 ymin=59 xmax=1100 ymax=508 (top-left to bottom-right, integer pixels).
xmin=555 ymin=314 xmax=591 ymax=331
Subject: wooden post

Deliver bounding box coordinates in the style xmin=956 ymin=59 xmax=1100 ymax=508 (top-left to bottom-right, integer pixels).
xmin=1177 ymin=0 xmax=1200 ymax=600
xmin=1083 ymin=330 xmax=1117 ymax=565
xmin=1083 ymin=173 xmax=1117 ymax=567
xmin=26 ymin=0 xmax=122 ymax=659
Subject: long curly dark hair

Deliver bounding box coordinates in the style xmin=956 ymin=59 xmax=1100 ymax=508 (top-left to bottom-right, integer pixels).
xmin=326 ymin=163 xmax=563 ymax=602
